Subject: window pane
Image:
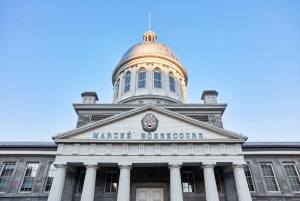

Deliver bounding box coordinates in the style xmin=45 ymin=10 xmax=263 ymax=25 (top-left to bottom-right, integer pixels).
xmin=181 ymin=172 xmax=195 ymax=193
xmin=0 ymin=163 xmax=15 ymax=177
xmin=124 ymin=74 xmax=131 ymax=92
xmin=214 ymin=172 xmax=222 ymax=192
xmin=20 ymin=163 xmax=39 ymax=192
xmin=260 ymin=163 xmax=279 ymax=191
xmin=20 ymin=177 xmax=35 ymax=192
xmin=154 ymin=71 xmax=162 ymax=88
xmin=105 ymin=172 xmax=119 ymax=193
xmin=138 ymin=71 xmax=146 ymax=88
xmin=44 ymin=163 xmax=56 ymax=192
xmin=44 ymin=177 xmax=54 ymax=192
xmin=169 ymin=75 xmax=175 ymax=92
xmin=244 ymin=163 xmax=255 ymax=191
xmin=0 ymin=177 xmax=11 ymax=192
xmin=283 ymin=163 xmax=300 ymax=192
xmin=78 ymin=172 xmax=85 ymax=192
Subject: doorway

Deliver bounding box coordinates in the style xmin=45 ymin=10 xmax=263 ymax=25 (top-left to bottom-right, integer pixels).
xmin=136 ymin=188 xmax=164 ymax=201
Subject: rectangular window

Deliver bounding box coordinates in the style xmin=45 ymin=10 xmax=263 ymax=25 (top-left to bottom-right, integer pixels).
xmin=77 ymin=172 xmax=85 ymax=193
xmin=124 ymin=74 xmax=131 ymax=93
xmin=20 ymin=163 xmax=39 ymax=192
xmin=244 ymin=163 xmax=255 ymax=192
xmin=0 ymin=163 xmax=16 ymax=192
xmin=154 ymin=71 xmax=162 ymax=88
xmin=214 ymin=172 xmax=222 ymax=192
xmin=105 ymin=172 xmax=118 ymax=193
xmin=138 ymin=71 xmax=146 ymax=88
xmin=44 ymin=163 xmax=56 ymax=192
xmin=182 ymin=172 xmax=195 ymax=192
xmin=283 ymin=163 xmax=300 ymax=192
xmin=169 ymin=75 xmax=175 ymax=92
xmin=260 ymin=163 xmax=279 ymax=192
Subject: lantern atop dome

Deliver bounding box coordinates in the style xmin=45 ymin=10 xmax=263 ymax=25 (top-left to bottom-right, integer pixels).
xmin=143 ymin=31 xmax=157 ymax=42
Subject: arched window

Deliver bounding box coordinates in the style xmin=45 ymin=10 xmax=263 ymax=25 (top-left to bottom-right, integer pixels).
xmin=115 ymin=79 xmax=119 ymax=99
xmin=89 ymin=98 xmax=92 ymax=103
xmin=154 ymin=68 xmax=162 ymax=88
xmin=124 ymin=72 xmax=131 ymax=93
xmin=169 ymin=73 xmax=175 ymax=92
xmin=138 ymin=68 xmax=146 ymax=88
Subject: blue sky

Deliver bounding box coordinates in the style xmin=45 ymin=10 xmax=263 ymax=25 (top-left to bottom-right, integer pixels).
xmin=0 ymin=0 xmax=299 ymax=141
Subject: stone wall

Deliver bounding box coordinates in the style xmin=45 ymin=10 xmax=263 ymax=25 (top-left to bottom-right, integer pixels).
xmin=245 ymin=155 xmax=300 ymax=200
xmin=0 ymin=156 xmax=55 ymax=201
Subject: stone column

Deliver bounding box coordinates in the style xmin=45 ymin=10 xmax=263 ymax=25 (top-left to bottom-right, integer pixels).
xmin=117 ymin=165 xmax=132 ymax=201
xmin=232 ymin=164 xmax=252 ymax=201
xmin=202 ymin=164 xmax=219 ymax=201
xmin=169 ymin=164 xmax=183 ymax=201
xmin=47 ymin=164 xmax=67 ymax=201
xmin=80 ymin=165 xmax=98 ymax=201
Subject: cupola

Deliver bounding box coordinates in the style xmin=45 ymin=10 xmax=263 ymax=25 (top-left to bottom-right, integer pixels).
xmin=143 ymin=31 xmax=157 ymax=42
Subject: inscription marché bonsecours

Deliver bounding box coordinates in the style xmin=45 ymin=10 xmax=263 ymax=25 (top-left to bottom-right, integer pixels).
xmin=92 ymin=132 xmax=204 ymax=140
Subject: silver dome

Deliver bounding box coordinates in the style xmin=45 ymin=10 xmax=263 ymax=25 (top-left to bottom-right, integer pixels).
xmin=120 ymin=41 xmax=180 ymax=63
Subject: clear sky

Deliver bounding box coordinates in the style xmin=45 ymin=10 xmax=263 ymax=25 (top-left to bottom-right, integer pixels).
xmin=0 ymin=0 xmax=299 ymax=141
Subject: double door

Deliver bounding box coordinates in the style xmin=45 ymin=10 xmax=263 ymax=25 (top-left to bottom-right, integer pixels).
xmin=136 ymin=188 xmax=163 ymax=201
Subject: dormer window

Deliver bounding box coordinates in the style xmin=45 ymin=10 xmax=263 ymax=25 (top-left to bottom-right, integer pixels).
xmin=154 ymin=68 xmax=162 ymax=88
xmin=138 ymin=68 xmax=146 ymax=88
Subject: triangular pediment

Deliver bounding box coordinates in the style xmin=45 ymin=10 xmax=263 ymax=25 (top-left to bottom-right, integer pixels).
xmin=53 ymin=104 xmax=247 ymax=141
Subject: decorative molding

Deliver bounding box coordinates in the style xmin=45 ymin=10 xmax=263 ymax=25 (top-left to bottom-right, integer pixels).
xmin=57 ymin=144 xmax=64 ymax=155
xmin=235 ymin=144 xmax=243 ymax=155
xmin=187 ymin=144 xmax=194 ymax=155
xmin=171 ymin=143 xmax=177 ymax=155
xmin=89 ymin=144 xmax=96 ymax=155
xmin=155 ymin=143 xmax=161 ymax=155
xmin=220 ymin=144 xmax=227 ymax=155
xmin=204 ymin=144 xmax=210 ymax=155
xmin=122 ymin=144 xmax=128 ymax=155
xmin=139 ymin=144 xmax=144 ymax=155
xmin=106 ymin=144 xmax=112 ymax=155
xmin=73 ymin=144 xmax=80 ymax=155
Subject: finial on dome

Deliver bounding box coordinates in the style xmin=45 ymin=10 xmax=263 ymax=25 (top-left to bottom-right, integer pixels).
xmin=143 ymin=31 xmax=157 ymax=42
xmin=143 ymin=11 xmax=156 ymax=42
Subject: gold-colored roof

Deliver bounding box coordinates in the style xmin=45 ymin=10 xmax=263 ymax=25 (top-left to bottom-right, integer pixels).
xmin=120 ymin=41 xmax=180 ymax=63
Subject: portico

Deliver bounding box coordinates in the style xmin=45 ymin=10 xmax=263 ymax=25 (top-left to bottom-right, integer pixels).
xmin=47 ymin=104 xmax=252 ymax=201
xmin=47 ymin=159 xmax=251 ymax=201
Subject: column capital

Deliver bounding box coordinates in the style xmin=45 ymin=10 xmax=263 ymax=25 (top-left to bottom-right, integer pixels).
xmin=232 ymin=164 xmax=245 ymax=169
xmin=54 ymin=164 xmax=68 ymax=169
xmin=168 ymin=164 xmax=182 ymax=169
xmin=119 ymin=165 xmax=132 ymax=170
xmin=85 ymin=165 xmax=99 ymax=169
xmin=201 ymin=164 xmax=215 ymax=169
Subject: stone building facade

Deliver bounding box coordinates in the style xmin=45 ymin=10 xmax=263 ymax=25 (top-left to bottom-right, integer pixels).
xmin=0 ymin=31 xmax=299 ymax=201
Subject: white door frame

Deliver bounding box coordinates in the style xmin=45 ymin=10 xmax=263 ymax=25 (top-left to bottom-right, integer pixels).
xmin=136 ymin=187 xmax=164 ymax=201
xmin=132 ymin=182 xmax=167 ymax=201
